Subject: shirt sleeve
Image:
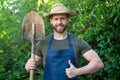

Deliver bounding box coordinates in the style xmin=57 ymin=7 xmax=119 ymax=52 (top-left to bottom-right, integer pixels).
xmin=35 ymin=41 xmax=43 ymax=57
xmin=78 ymin=38 xmax=92 ymax=54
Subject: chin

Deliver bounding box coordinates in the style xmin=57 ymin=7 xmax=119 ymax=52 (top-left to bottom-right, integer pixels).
xmin=54 ymin=26 xmax=67 ymax=33
xmin=56 ymin=29 xmax=65 ymax=33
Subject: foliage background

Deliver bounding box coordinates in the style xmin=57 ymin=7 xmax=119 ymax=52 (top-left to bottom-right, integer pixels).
xmin=0 ymin=0 xmax=120 ymax=80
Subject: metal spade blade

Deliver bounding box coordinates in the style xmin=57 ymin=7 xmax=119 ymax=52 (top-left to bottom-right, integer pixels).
xmin=22 ymin=11 xmax=45 ymax=41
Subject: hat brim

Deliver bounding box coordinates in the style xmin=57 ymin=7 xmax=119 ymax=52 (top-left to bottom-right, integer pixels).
xmin=44 ymin=11 xmax=75 ymax=19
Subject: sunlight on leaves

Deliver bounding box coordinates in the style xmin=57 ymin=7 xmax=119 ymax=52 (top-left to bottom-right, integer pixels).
xmin=0 ymin=50 xmax=3 ymax=53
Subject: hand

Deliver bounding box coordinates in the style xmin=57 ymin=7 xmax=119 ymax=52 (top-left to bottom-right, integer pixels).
xmin=25 ymin=58 xmax=36 ymax=71
xmin=65 ymin=60 xmax=78 ymax=78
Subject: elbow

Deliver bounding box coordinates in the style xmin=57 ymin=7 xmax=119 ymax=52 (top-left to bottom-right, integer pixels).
xmin=91 ymin=59 xmax=104 ymax=73
xmin=97 ymin=60 xmax=104 ymax=69
xmin=100 ymin=62 xmax=104 ymax=69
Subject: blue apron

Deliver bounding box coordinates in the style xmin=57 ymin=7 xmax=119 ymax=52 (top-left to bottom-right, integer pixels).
xmin=43 ymin=34 xmax=78 ymax=80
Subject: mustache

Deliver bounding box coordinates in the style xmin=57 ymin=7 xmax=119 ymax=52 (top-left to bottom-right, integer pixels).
xmin=56 ymin=24 xmax=65 ymax=27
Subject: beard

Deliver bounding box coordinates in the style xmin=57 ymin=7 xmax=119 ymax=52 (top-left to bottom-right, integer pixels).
xmin=53 ymin=24 xmax=67 ymax=33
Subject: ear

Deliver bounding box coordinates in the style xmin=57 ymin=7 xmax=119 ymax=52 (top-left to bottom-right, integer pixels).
xmin=67 ymin=19 xmax=69 ymax=23
xmin=50 ymin=18 xmax=52 ymax=24
xmin=66 ymin=16 xmax=69 ymax=23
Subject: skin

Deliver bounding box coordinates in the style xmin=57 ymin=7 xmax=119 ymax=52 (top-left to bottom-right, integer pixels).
xmin=50 ymin=14 xmax=69 ymax=40
xmin=25 ymin=14 xmax=104 ymax=78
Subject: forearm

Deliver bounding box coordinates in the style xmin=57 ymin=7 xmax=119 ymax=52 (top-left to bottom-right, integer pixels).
xmin=77 ymin=59 xmax=104 ymax=76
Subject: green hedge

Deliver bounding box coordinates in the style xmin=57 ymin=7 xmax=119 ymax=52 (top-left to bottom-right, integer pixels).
xmin=0 ymin=0 xmax=119 ymax=80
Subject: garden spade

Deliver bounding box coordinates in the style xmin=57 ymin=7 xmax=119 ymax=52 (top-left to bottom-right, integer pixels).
xmin=22 ymin=11 xmax=45 ymax=80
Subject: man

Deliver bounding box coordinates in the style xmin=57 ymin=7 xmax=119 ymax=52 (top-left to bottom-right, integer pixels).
xmin=25 ymin=3 xmax=104 ymax=80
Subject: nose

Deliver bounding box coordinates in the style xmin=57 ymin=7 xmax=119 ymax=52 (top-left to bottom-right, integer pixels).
xmin=57 ymin=19 xmax=62 ymax=24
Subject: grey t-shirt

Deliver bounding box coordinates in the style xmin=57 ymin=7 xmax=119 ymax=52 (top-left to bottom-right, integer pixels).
xmin=35 ymin=33 xmax=91 ymax=66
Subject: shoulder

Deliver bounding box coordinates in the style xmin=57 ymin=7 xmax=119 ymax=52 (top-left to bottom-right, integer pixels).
xmin=36 ymin=34 xmax=52 ymax=46
xmin=45 ymin=34 xmax=52 ymax=40
xmin=69 ymin=33 xmax=91 ymax=54
xmin=68 ymin=33 xmax=83 ymax=43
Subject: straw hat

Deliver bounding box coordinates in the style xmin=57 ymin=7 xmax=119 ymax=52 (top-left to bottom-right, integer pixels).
xmin=44 ymin=3 xmax=75 ymax=19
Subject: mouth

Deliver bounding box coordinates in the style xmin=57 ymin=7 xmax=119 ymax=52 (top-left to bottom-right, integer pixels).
xmin=57 ymin=24 xmax=64 ymax=27
xmin=54 ymin=25 xmax=66 ymax=33
xmin=56 ymin=25 xmax=65 ymax=30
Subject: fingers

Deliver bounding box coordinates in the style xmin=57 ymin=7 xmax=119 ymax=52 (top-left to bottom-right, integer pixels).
xmin=66 ymin=60 xmax=77 ymax=78
xmin=66 ymin=68 xmax=73 ymax=78
xmin=68 ymin=60 xmax=74 ymax=68
xmin=66 ymin=60 xmax=73 ymax=78
xmin=28 ymin=59 xmax=36 ymax=69
xmin=25 ymin=58 xmax=36 ymax=71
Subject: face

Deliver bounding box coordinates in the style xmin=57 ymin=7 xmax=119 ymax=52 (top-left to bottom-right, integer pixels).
xmin=50 ymin=14 xmax=69 ymax=33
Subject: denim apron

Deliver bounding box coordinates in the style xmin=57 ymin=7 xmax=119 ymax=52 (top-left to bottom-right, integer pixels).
xmin=43 ymin=34 xmax=78 ymax=80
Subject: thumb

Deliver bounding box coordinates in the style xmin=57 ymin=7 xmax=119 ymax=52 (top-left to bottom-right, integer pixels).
xmin=68 ymin=60 xmax=74 ymax=68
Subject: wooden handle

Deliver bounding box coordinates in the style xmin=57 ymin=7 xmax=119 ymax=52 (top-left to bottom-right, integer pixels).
xmin=30 ymin=23 xmax=35 ymax=80
xmin=30 ymin=69 xmax=34 ymax=80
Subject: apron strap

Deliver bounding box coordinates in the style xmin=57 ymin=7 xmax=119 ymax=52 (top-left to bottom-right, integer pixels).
xmin=48 ymin=34 xmax=54 ymax=49
xmin=67 ymin=33 xmax=73 ymax=48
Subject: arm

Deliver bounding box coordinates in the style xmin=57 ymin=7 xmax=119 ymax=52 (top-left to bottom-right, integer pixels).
xmin=25 ymin=55 xmax=42 ymax=71
xmin=66 ymin=49 xmax=104 ymax=78
xmin=77 ymin=49 xmax=104 ymax=75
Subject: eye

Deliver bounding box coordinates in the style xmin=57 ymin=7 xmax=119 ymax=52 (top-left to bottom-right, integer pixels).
xmin=54 ymin=18 xmax=58 ymax=21
xmin=61 ymin=18 xmax=65 ymax=20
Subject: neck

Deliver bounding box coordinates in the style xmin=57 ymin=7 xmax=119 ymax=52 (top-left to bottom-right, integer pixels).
xmin=54 ymin=31 xmax=67 ymax=40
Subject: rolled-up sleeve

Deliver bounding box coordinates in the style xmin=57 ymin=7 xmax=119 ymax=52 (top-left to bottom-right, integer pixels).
xmin=78 ymin=38 xmax=92 ymax=55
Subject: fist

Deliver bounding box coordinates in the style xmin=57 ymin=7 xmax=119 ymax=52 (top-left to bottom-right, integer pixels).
xmin=65 ymin=60 xmax=78 ymax=78
xmin=25 ymin=58 xmax=36 ymax=71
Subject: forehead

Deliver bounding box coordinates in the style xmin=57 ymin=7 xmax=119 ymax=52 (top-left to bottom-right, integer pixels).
xmin=51 ymin=14 xmax=68 ymax=18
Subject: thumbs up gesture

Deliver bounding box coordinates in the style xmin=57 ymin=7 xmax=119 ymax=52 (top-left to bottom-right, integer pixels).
xmin=65 ymin=60 xmax=78 ymax=78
